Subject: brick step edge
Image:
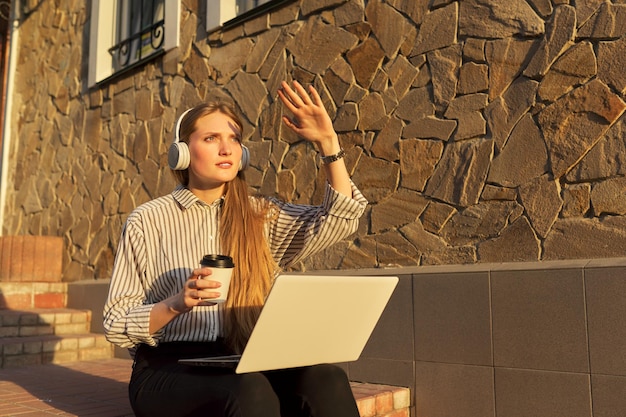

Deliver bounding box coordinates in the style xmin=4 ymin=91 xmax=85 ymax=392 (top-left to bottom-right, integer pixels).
xmin=0 ymin=308 xmax=92 ymax=337
xmin=0 ymin=333 xmax=114 ymax=368
xmin=351 ymin=382 xmax=411 ymax=417
xmin=0 ymin=282 xmax=68 ymax=309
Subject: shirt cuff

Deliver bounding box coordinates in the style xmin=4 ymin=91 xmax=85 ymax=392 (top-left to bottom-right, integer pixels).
xmin=127 ymin=304 xmax=162 ymax=347
xmin=323 ymin=181 xmax=368 ymax=219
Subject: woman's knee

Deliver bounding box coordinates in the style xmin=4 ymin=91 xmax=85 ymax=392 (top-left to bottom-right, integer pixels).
xmin=230 ymin=372 xmax=281 ymax=416
xmin=298 ymin=364 xmax=350 ymax=388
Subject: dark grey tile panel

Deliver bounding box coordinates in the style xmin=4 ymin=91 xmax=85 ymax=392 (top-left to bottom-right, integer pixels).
xmin=585 ymin=266 xmax=626 ymax=376
xmin=495 ymin=368 xmax=591 ymax=417
xmin=491 ymin=268 xmax=589 ymax=372
xmin=361 ymin=274 xmax=414 ymax=361
xmin=413 ymin=271 xmax=492 ymax=365
xmin=591 ymin=374 xmax=626 ymax=417
xmin=413 ymin=361 xmax=495 ymax=417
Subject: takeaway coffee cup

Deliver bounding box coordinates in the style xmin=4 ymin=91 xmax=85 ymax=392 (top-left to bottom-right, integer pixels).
xmin=200 ymin=254 xmax=235 ymax=303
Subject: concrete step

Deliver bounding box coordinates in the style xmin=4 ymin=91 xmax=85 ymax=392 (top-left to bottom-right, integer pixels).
xmin=0 ymin=282 xmax=68 ymax=309
xmin=0 ymin=333 xmax=114 ymax=368
xmin=0 ymin=308 xmax=92 ymax=337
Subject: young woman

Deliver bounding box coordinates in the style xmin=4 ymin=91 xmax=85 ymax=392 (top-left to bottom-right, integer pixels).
xmin=103 ymin=81 xmax=368 ymax=417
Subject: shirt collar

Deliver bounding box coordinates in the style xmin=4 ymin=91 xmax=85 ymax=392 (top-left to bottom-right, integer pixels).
xmin=172 ymin=185 xmax=224 ymax=210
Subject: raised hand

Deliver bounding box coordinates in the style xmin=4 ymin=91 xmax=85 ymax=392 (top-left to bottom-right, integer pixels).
xmin=277 ymin=80 xmax=338 ymax=152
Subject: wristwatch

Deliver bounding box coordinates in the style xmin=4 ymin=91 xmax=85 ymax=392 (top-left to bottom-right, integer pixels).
xmin=320 ymin=148 xmax=346 ymax=164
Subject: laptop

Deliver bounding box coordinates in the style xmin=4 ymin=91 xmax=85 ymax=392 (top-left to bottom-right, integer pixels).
xmin=178 ymin=274 xmax=398 ymax=374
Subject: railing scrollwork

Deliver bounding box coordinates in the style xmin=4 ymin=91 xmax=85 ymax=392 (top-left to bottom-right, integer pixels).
xmin=108 ymin=19 xmax=164 ymax=70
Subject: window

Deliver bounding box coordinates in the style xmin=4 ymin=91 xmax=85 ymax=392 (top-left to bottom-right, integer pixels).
xmin=110 ymin=0 xmax=165 ymax=72
xmin=237 ymin=0 xmax=273 ymax=15
xmin=88 ymin=0 xmax=180 ymax=87
xmin=206 ymin=0 xmax=291 ymax=32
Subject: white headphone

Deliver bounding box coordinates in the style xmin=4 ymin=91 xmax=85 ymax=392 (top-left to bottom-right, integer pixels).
xmin=168 ymin=108 xmax=250 ymax=171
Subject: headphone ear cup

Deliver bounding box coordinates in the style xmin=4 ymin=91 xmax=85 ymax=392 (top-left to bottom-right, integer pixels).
xmin=169 ymin=108 xmax=194 ymax=170
xmin=239 ymin=145 xmax=250 ymax=171
xmin=168 ymin=141 xmax=190 ymax=170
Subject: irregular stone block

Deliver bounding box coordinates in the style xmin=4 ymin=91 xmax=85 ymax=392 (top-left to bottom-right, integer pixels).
xmin=444 ymin=93 xmax=489 ymax=118
xmin=395 ymin=87 xmax=435 ymax=124
xmin=591 ymin=177 xmax=626 ymax=216
xmin=481 ymin=185 xmax=517 ymax=201
xmin=399 ymin=139 xmax=444 ymax=192
xmin=428 ymin=45 xmax=461 ymax=108
xmin=597 ymin=36 xmax=626 ymax=94
xmin=420 ymin=201 xmax=457 ymax=234
xmin=358 ymin=93 xmax=387 ymax=131
xmin=366 ymin=0 xmax=414 ymax=58
xmin=544 ymin=218 xmax=626 ymax=260
xmin=485 ymin=38 xmax=536 ymax=101
xmin=488 ymin=114 xmax=548 ymax=188
xmin=565 ymin=118 xmax=626 ymax=182
xmin=352 ymin=156 xmax=400 ymax=203
xmin=485 ymin=77 xmax=539 ymax=151
xmin=372 ymin=117 xmax=403 ymax=161
xmin=477 ymin=216 xmax=540 ymax=262
xmin=440 ymin=200 xmax=523 ymax=246
xmin=400 ymin=220 xmax=448 ymax=255
xmin=458 ymin=62 xmax=489 ymax=95
xmin=371 ymin=189 xmax=429 ymax=233
xmin=208 ymin=38 xmax=254 ymax=80
xmin=387 ymin=55 xmax=419 ymax=99
xmin=334 ymin=102 xmax=359 ymax=132
xmin=424 ymin=138 xmax=493 ymax=207
xmin=374 ymin=232 xmax=420 ymax=267
xmin=290 ymin=16 xmax=358 ymax=74
xmin=387 ymin=0 xmax=429 ymax=23
xmin=452 ymin=111 xmax=486 ymax=141
xmin=459 ymin=0 xmax=544 ymax=38
xmin=463 ymin=38 xmax=486 ymax=63
xmin=578 ymin=2 xmax=626 ymax=39
xmin=523 ymin=5 xmax=576 ymax=79
xmin=538 ymin=41 xmax=597 ymax=102
xmin=538 ymin=79 xmax=626 ymax=179
xmin=562 ymin=184 xmax=591 ymax=218
xmin=411 ymin=2 xmax=458 ymax=56
xmin=519 ymin=174 xmax=563 ymax=238
xmin=225 ymin=71 xmax=268 ymax=125
xmin=527 ymin=0 xmax=553 ymax=18
xmin=346 ymin=36 xmax=386 ymax=88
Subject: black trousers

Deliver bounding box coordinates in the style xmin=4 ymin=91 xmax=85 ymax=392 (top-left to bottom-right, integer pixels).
xmin=129 ymin=342 xmax=360 ymax=417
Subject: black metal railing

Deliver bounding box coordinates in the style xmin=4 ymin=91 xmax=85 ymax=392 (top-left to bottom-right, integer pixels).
xmin=108 ymin=18 xmax=164 ymax=70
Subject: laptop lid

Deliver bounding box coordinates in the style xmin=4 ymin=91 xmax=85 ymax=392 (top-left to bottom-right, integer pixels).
xmin=234 ymin=274 xmax=398 ymax=373
xmin=179 ymin=274 xmax=398 ymax=373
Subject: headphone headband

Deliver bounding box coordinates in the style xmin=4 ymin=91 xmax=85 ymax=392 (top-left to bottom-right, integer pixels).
xmin=174 ymin=108 xmax=193 ymax=144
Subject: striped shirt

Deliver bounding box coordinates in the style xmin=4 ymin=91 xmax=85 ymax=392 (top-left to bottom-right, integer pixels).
xmin=103 ymin=182 xmax=367 ymax=350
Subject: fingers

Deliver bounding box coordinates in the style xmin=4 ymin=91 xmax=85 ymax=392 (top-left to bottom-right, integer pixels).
xmin=186 ymin=270 xmax=221 ymax=303
xmin=278 ymin=80 xmax=316 ymax=110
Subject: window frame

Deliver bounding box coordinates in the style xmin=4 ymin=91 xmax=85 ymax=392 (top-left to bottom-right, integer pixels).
xmin=88 ymin=0 xmax=180 ymax=87
xmin=206 ymin=0 xmax=293 ymax=32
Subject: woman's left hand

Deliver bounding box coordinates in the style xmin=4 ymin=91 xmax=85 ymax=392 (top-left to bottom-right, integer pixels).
xmin=277 ymin=80 xmax=339 ymax=152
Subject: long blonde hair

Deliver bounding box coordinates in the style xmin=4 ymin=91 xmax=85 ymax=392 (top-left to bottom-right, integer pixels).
xmin=172 ymin=102 xmax=279 ymax=353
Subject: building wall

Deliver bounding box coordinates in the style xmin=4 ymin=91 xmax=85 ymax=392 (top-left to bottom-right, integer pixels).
xmin=4 ymin=0 xmax=626 ymax=280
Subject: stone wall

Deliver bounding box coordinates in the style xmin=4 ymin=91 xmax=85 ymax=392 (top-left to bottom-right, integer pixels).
xmin=4 ymin=0 xmax=626 ymax=280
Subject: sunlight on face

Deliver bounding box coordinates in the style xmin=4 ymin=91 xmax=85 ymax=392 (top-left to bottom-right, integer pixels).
xmin=186 ymin=111 xmax=243 ymax=201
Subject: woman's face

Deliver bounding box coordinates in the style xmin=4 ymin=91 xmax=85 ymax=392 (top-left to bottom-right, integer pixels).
xmin=186 ymin=111 xmax=243 ymax=195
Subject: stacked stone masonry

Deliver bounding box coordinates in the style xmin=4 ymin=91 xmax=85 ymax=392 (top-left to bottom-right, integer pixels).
xmin=5 ymin=0 xmax=626 ymax=280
